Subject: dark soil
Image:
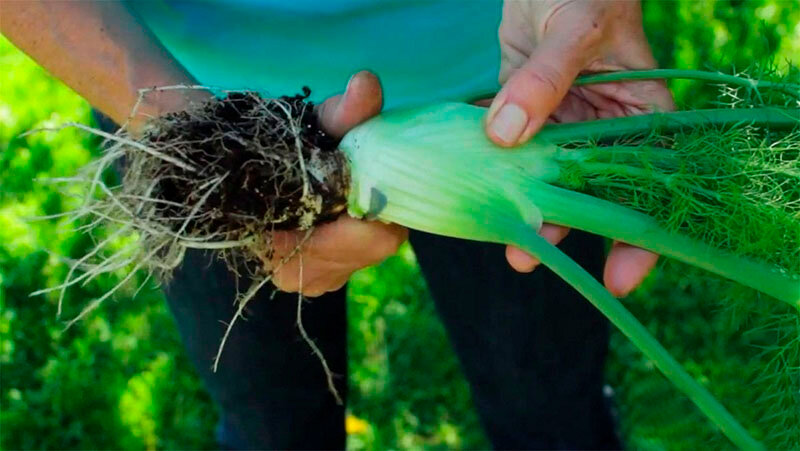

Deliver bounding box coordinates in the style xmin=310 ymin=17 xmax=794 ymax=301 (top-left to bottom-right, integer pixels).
xmin=139 ymin=88 xmax=350 ymax=239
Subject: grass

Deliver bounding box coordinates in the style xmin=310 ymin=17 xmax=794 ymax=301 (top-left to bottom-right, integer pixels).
xmin=2 ymin=1 xmax=799 ymax=449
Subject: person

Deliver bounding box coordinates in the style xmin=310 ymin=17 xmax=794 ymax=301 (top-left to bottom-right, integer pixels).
xmin=2 ymin=1 xmax=673 ymax=448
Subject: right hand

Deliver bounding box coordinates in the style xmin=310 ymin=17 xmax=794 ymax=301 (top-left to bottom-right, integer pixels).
xmin=269 ymin=71 xmax=408 ymax=297
xmin=486 ymin=0 xmax=674 ymax=297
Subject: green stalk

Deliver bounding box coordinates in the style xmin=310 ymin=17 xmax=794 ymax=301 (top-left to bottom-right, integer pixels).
xmin=343 ymin=102 xmax=800 ymax=306
xmin=340 ymin=96 xmax=798 ymax=449
xmin=537 ymin=107 xmax=800 ymax=143
xmin=520 ymin=179 xmax=800 ymax=308
xmin=512 ymin=229 xmax=764 ymax=451
xmin=575 ymin=68 xmax=800 ymax=95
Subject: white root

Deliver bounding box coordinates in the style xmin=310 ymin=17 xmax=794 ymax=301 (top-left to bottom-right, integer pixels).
xmin=34 ymin=87 xmax=343 ymax=401
xmin=62 ymin=241 xmax=168 ymax=331
xmin=212 ymin=228 xmax=314 ymax=372
xmin=26 ymin=123 xmax=198 ymax=173
xmin=295 ymin=252 xmax=343 ymax=405
xmin=212 ymin=275 xmax=272 ymax=373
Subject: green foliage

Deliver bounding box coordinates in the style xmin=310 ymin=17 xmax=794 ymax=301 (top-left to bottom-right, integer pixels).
xmin=0 ymin=37 xmax=217 ymax=450
xmin=643 ymin=0 xmax=800 ymax=107
xmin=2 ymin=1 xmax=799 ymax=449
xmin=611 ymin=4 xmax=800 ymax=449
xmin=608 ymin=263 xmax=800 ymax=450
xmin=559 ymin=98 xmax=800 ymax=276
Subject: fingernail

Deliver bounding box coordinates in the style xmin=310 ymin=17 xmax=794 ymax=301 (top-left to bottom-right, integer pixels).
xmin=339 ymin=75 xmax=355 ymax=106
xmin=333 ymin=75 xmax=358 ymax=117
xmin=489 ymin=103 xmax=528 ymax=145
xmin=345 ymin=73 xmax=357 ymax=93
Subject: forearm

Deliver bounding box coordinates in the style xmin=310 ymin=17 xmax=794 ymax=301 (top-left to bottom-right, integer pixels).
xmin=0 ymin=0 xmax=210 ymax=130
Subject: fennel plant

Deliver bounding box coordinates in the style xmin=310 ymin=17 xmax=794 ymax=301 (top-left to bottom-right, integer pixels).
xmin=341 ymin=68 xmax=799 ymax=450
xmin=43 ymin=67 xmax=798 ymax=450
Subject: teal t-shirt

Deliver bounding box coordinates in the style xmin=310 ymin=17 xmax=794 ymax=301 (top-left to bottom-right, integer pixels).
xmin=127 ymin=0 xmax=502 ymax=109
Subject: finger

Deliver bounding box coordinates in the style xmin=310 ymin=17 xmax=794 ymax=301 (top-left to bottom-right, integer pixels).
xmin=273 ymin=264 xmax=348 ymax=297
xmin=505 ymin=224 xmax=570 ymax=273
xmin=297 ymin=269 xmax=350 ymax=297
xmin=617 ymin=40 xmax=677 ymax=113
xmin=505 ymin=245 xmax=537 ymax=273
xmin=268 ymin=210 xmax=406 ymax=297
xmin=472 ymin=97 xmax=494 ymax=107
xmin=270 ymin=217 xmax=406 ymax=262
xmin=486 ymin=36 xmax=593 ymax=147
xmin=588 ymin=33 xmax=676 ymax=114
xmin=550 ymin=90 xmax=599 ymax=123
xmin=603 ymin=242 xmax=659 ymax=297
xmin=270 ymin=249 xmax=346 ymax=295
xmin=583 ymin=79 xmax=675 ymax=114
xmin=317 ymin=70 xmax=383 ymax=138
xmin=269 ymin=217 xmax=407 ymax=293
xmin=304 ymin=216 xmax=407 ymax=257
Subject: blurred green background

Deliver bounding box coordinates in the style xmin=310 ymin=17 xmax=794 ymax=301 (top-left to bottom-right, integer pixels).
xmin=1 ymin=1 xmax=798 ymax=450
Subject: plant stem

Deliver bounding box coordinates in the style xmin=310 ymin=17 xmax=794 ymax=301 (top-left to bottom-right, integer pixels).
xmin=521 ymin=180 xmax=800 ymax=308
xmin=537 ymin=108 xmax=800 ymax=143
xmin=512 ymin=230 xmax=764 ymax=451
xmin=575 ymin=69 xmax=799 ymax=95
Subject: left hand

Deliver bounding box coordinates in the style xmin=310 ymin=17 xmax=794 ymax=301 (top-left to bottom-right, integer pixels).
xmin=485 ymin=0 xmax=675 ymax=296
xmin=268 ymin=71 xmax=408 ymax=297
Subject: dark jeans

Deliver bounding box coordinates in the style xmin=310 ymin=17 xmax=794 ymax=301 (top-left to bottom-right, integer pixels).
xmin=93 ymin=111 xmax=619 ymax=450
xmin=165 ymin=231 xmax=619 ymax=450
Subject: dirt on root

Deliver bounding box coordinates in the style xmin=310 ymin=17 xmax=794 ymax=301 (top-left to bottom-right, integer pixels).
xmin=140 ymin=88 xmax=350 ymax=241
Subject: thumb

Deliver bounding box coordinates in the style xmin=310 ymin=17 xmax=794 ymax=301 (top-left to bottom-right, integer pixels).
xmin=486 ymin=38 xmax=588 ymax=147
xmin=317 ymin=70 xmax=383 ymax=139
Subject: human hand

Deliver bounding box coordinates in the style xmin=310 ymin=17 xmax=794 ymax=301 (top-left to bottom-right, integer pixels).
xmin=485 ymin=0 xmax=675 ymax=296
xmin=269 ymin=71 xmax=408 ymax=297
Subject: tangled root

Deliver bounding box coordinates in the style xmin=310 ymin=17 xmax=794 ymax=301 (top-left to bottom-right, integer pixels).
xmin=144 ymin=88 xmax=349 ymax=234
xmin=34 ymin=87 xmax=350 ymax=402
